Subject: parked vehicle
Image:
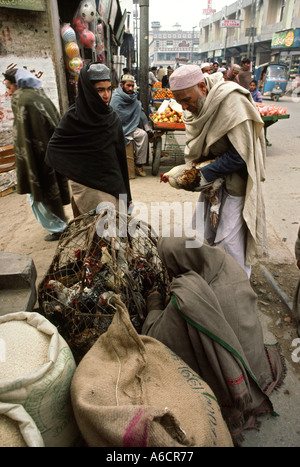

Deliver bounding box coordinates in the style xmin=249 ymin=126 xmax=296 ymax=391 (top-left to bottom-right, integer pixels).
xmin=254 ymin=63 xmax=288 ymax=101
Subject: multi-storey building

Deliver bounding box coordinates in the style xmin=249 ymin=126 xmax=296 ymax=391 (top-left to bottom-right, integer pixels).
xmin=198 ymin=0 xmax=300 ymax=78
xmin=149 ymin=22 xmax=201 ymax=69
xmin=149 ymin=0 xmax=300 ymax=84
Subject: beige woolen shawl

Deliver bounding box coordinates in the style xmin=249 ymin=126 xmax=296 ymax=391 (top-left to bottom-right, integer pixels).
xmin=182 ymin=77 xmax=268 ymax=265
xmin=142 ymin=234 xmax=286 ymax=444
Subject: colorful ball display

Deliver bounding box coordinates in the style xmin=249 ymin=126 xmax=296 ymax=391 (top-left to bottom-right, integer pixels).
xmin=80 ymin=29 xmax=95 ymax=48
xmin=67 ymin=57 xmax=83 ymax=74
xmin=72 ymin=16 xmax=88 ymax=33
xmin=61 ymin=26 xmax=76 ymax=43
xmin=61 ymin=23 xmax=71 ymax=35
xmin=65 ymin=42 xmax=80 ymax=59
xmin=79 ymin=2 xmax=96 ymax=23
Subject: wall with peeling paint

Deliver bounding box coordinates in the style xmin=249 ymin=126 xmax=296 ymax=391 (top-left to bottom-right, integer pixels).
xmin=0 ymin=7 xmax=60 ymax=146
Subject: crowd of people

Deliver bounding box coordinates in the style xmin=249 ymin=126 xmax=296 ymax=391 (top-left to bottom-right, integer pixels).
xmin=3 ymin=55 xmax=294 ymax=445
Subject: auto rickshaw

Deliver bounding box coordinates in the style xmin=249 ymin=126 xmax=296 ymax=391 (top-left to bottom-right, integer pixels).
xmin=254 ymin=63 xmax=288 ymax=101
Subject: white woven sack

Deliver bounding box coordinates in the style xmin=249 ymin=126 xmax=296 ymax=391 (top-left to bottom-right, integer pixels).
xmin=0 ymin=402 xmax=44 ymax=447
xmin=0 ymin=311 xmax=80 ymax=447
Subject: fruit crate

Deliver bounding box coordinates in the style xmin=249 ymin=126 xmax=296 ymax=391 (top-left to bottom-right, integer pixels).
xmin=149 ymin=115 xmax=185 ymax=130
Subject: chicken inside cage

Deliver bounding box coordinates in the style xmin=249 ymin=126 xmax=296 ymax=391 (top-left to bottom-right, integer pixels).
xmin=38 ymin=209 xmax=169 ymax=362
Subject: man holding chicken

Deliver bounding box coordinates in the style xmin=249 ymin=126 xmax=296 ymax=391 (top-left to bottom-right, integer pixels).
xmin=167 ymin=64 xmax=267 ymax=277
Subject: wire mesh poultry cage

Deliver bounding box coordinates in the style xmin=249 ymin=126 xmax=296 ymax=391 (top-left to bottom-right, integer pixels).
xmin=38 ymin=207 xmax=170 ymax=363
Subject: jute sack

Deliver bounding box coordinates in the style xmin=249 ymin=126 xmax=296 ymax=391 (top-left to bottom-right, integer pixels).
xmin=0 ymin=311 xmax=81 ymax=447
xmin=71 ymin=297 xmax=233 ymax=447
xmin=0 ymin=402 xmax=44 ymax=447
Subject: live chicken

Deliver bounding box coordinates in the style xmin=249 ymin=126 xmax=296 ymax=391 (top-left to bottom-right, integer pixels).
xmin=160 ymin=160 xmax=224 ymax=228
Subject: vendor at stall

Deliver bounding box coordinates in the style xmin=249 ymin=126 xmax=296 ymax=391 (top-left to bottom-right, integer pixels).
xmin=110 ymin=74 xmax=154 ymax=177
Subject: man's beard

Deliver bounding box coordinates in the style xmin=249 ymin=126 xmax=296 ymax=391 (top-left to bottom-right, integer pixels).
xmin=194 ymin=94 xmax=206 ymax=115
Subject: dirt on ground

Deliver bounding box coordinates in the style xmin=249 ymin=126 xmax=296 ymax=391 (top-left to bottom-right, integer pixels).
xmin=1 ymin=171 xmax=299 ymax=380
xmin=250 ymin=261 xmax=300 ymax=378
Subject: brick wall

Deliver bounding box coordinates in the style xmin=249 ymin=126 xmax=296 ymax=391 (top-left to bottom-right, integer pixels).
xmin=0 ymin=7 xmax=60 ymax=146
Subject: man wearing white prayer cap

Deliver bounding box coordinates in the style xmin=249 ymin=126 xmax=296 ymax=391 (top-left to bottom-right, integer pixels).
xmin=200 ymin=62 xmax=211 ymax=74
xmin=168 ymin=64 xmax=267 ymax=278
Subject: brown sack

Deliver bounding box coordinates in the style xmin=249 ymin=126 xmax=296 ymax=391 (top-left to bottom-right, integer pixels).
xmin=70 ymin=297 xmax=233 ymax=447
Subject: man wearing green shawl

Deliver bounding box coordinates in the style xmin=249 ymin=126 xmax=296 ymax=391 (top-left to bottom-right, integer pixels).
xmin=3 ymin=68 xmax=70 ymax=241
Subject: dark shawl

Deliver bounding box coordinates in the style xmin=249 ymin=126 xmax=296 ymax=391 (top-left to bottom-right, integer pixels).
xmin=45 ymin=66 xmax=132 ymax=204
xmin=11 ymin=87 xmax=70 ymax=221
xmin=142 ymin=234 xmax=286 ymax=444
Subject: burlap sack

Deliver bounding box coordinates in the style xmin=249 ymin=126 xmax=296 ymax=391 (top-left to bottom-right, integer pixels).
xmin=0 ymin=311 xmax=81 ymax=447
xmin=71 ymin=298 xmax=233 ymax=447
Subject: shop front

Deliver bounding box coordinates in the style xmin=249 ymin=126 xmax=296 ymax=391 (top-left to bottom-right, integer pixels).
xmin=55 ymin=0 xmax=126 ymax=106
xmin=271 ymin=28 xmax=300 ymax=91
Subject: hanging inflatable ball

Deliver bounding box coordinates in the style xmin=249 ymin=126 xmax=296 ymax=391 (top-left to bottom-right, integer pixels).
xmin=79 ymin=2 xmax=96 ymax=23
xmin=80 ymin=29 xmax=95 ymax=48
xmin=61 ymin=26 xmax=76 ymax=43
xmin=65 ymin=42 xmax=80 ymax=59
xmin=72 ymin=16 xmax=88 ymax=34
xmin=67 ymin=57 xmax=83 ymax=74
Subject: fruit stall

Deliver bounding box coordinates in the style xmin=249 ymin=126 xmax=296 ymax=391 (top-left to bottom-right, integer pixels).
xmin=149 ymin=101 xmax=185 ymax=176
xmin=152 ymin=85 xmax=175 ymax=109
xmin=255 ymin=103 xmax=290 ymax=146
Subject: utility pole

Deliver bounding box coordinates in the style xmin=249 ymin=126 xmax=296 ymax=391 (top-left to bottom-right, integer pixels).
xmin=247 ymin=0 xmax=257 ymax=62
xmin=134 ymin=2 xmax=139 ymax=75
xmin=139 ymin=0 xmax=149 ymax=116
xmin=192 ymin=26 xmax=197 ymax=63
xmin=222 ymin=6 xmax=228 ymax=64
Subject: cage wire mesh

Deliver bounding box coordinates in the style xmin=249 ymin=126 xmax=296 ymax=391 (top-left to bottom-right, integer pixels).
xmin=38 ymin=207 xmax=170 ymax=362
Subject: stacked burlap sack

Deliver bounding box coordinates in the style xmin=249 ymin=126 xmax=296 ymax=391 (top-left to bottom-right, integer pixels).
xmin=70 ymin=297 xmax=233 ymax=447
xmin=0 ymin=312 xmax=81 ymax=447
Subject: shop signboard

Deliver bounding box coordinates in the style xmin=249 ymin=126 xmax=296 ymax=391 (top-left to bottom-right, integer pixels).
xmin=203 ymin=0 xmax=216 ymax=14
xmin=98 ymin=0 xmax=112 ymax=23
xmin=220 ymin=19 xmax=240 ymax=28
xmin=203 ymin=9 xmax=216 ymax=14
xmin=271 ymin=29 xmax=300 ymax=49
xmin=246 ymin=27 xmax=256 ymax=37
xmin=0 ymin=0 xmax=45 ymax=10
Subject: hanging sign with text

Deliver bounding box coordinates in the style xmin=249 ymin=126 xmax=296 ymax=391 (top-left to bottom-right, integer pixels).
xmin=220 ymin=19 xmax=241 ymax=28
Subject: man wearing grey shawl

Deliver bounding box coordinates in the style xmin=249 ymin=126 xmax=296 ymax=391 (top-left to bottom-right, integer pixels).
xmin=169 ymin=65 xmax=268 ymax=277
xmin=110 ymin=74 xmax=153 ymax=177
xmin=142 ymin=233 xmax=286 ymax=445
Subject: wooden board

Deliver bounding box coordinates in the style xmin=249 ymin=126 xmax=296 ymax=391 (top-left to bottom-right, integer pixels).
xmin=0 ymin=144 xmax=15 ymax=174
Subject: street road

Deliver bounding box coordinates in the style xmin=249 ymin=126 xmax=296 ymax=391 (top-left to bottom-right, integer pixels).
xmin=259 ymin=95 xmax=299 ymax=263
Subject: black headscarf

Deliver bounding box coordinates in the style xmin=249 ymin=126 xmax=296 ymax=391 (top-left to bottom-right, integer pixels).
xmin=45 ymin=63 xmax=132 ymax=204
